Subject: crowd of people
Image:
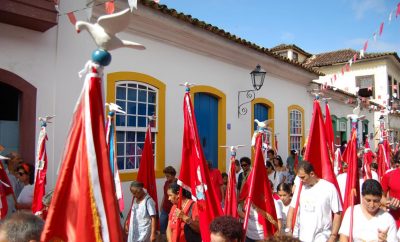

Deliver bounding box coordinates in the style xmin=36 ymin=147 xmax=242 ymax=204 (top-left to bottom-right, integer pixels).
xmin=2 ymin=144 xmax=400 ymax=242
xmin=124 ymin=146 xmax=400 ymax=242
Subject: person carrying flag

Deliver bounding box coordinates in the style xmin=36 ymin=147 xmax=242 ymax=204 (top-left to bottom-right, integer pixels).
xmin=286 ymin=161 xmax=342 ymax=242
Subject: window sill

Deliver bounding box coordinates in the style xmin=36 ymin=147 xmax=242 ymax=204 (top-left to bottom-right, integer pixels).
xmin=119 ymin=170 xmax=164 ymax=182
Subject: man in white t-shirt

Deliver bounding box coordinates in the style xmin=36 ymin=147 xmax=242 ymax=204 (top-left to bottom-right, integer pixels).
xmin=339 ymin=179 xmax=397 ymax=242
xmin=286 ymin=161 xmax=342 ymax=242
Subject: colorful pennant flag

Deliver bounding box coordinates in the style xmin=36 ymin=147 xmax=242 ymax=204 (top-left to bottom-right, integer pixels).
xmin=379 ymin=22 xmax=384 ymax=36
xmin=67 ymin=12 xmax=77 ymax=25
xmin=105 ymin=1 xmax=115 ymax=14
xmin=41 ymin=62 xmax=124 ymax=242
xmin=178 ymin=87 xmax=223 ymax=242
xmin=363 ymin=40 xmax=368 ymax=52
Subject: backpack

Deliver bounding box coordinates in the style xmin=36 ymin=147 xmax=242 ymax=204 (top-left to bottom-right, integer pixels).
xmin=183 ymin=202 xmax=202 ymax=242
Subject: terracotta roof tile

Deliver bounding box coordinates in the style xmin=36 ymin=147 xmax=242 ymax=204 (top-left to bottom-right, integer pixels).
xmin=304 ymin=49 xmax=399 ymax=67
xmin=270 ymin=44 xmax=312 ymax=57
xmin=139 ymin=0 xmax=323 ymax=76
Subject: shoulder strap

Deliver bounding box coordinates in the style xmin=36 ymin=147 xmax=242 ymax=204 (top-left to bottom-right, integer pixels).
xmin=186 ymin=201 xmax=195 ymax=218
xmin=144 ymin=196 xmax=151 ymax=216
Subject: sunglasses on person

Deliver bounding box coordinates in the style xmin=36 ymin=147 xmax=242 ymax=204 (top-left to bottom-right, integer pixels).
xmin=241 ymin=163 xmax=249 ymax=168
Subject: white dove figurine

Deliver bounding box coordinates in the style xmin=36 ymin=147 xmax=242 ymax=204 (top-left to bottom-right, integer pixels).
xmin=39 ymin=115 xmax=56 ymax=127
xmin=220 ymin=145 xmax=245 ymax=157
xmin=75 ymin=8 xmax=145 ymax=51
xmin=254 ymin=119 xmax=273 ymax=131
xmin=347 ymin=101 xmax=365 ymax=123
xmin=106 ymin=103 xmax=126 ymax=114
xmin=179 ymin=82 xmax=196 ymax=88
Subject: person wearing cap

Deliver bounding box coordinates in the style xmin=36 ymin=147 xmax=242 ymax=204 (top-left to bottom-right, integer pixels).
xmin=15 ymin=163 xmax=34 ymax=211
xmin=125 ymin=181 xmax=157 ymax=242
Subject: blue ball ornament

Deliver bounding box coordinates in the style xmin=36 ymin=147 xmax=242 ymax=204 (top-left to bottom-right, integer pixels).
xmin=92 ymin=49 xmax=112 ymax=66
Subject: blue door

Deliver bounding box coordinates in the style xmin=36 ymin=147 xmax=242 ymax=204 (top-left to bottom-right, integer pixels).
xmin=254 ymin=103 xmax=269 ymax=131
xmin=194 ymin=93 xmax=218 ymax=168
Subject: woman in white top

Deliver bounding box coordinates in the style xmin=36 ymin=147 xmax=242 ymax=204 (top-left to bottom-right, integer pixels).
xmin=15 ymin=163 xmax=34 ymax=210
xmin=267 ymin=161 xmax=284 ymax=192
xmin=273 ymin=156 xmax=288 ymax=184
xmin=276 ymin=182 xmax=292 ymax=234
xmin=339 ymin=179 xmax=398 ymax=242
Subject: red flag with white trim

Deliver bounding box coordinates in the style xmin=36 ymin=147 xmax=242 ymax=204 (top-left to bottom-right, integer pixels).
xmin=342 ymin=130 xmax=360 ymax=241
xmin=0 ymin=158 xmax=13 ymax=219
xmin=363 ymin=138 xmax=373 ymax=180
xmin=41 ymin=62 xmax=123 ymax=242
xmin=32 ymin=125 xmax=49 ymax=215
xmin=105 ymin=111 xmax=124 ymax=213
xmin=377 ymin=143 xmax=389 ymax=180
xmin=224 ymin=156 xmax=237 ymax=218
xmin=363 ymin=40 xmax=369 ymax=52
xmin=178 ymin=87 xmax=223 ymax=242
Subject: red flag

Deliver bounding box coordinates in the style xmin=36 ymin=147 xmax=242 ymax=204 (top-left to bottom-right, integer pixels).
xmin=324 ymin=103 xmax=335 ymax=162
xmin=0 ymin=160 xmax=13 ymax=218
xmin=342 ymin=130 xmax=360 ymax=213
xmin=334 ymin=148 xmax=344 ymax=175
xmin=105 ymin=1 xmax=115 ymax=14
xmin=363 ymin=138 xmax=373 ymax=180
xmin=342 ymin=130 xmax=360 ymax=241
xmin=137 ymin=125 xmax=158 ymax=212
xmin=178 ymin=89 xmax=223 ymax=242
xmin=41 ymin=63 xmax=123 ymax=242
xmin=224 ymin=157 xmax=237 ymax=218
xmin=363 ymin=40 xmax=368 ymax=52
xmin=292 ymin=101 xmax=343 ymax=228
xmin=376 ymin=143 xmax=389 ymax=180
xmin=241 ymin=134 xmax=278 ymax=238
xmin=32 ymin=126 xmax=49 ymax=215
xmin=379 ymin=22 xmax=384 ymax=36
xmin=304 ymin=101 xmax=341 ymax=193
xmin=67 ymin=12 xmax=77 ymax=25
xmin=396 ymin=3 xmax=400 ymax=18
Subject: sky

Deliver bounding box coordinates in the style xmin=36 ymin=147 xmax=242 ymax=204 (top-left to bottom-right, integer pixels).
xmin=158 ymin=0 xmax=400 ymax=55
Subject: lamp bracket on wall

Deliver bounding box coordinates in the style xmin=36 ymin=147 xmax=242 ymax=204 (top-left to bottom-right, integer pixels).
xmin=237 ymin=90 xmax=256 ymax=117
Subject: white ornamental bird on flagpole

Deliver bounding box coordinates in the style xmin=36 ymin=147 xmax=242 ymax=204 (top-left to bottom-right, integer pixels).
xmin=220 ymin=145 xmax=245 ymax=158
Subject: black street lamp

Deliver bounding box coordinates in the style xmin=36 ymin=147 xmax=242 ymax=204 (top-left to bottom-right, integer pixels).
xmin=238 ymin=65 xmax=266 ymax=117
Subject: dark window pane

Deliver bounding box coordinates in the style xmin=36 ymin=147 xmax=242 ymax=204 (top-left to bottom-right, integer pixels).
xmin=127 ymin=116 xmax=136 ymax=127
xmin=126 ymin=143 xmax=135 ymax=155
xmin=126 ymin=132 xmax=135 ymax=142
xmin=126 ymin=156 xmax=136 ymax=169
xmin=116 ymin=115 xmax=125 ymax=126
xmin=138 ymin=103 xmax=147 ymax=115
xmin=127 ymin=102 xmax=136 ymax=115
xmin=148 ymin=92 xmax=156 ymax=104
xmin=127 ymin=88 xmax=137 ymax=101
xmin=128 ymin=83 xmax=137 ymax=88
xmin=138 ymin=116 xmax=147 ymax=127
xmin=116 ymin=100 xmax=126 ymax=110
xmin=148 ymin=104 xmax=155 ymax=116
xmin=137 ymin=142 xmax=144 ymax=151
xmin=138 ymin=90 xmax=147 ymax=102
xmin=0 ymin=83 xmax=19 ymax=121
xmin=117 ymin=157 xmax=125 ymax=170
xmin=138 ymin=84 xmax=147 ymax=90
xmin=117 ymin=143 xmax=124 ymax=156
xmin=116 ymin=86 xmax=126 ymax=99
xmin=137 ymin=132 xmax=145 ymax=142
xmin=116 ymin=131 xmax=124 ymax=142
xmin=136 ymin=145 xmax=143 ymax=156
